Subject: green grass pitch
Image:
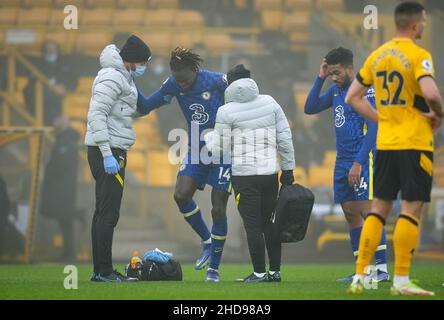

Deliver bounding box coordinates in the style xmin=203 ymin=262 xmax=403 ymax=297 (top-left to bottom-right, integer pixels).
xmin=0 ymin=262 xmax=443 ymax=300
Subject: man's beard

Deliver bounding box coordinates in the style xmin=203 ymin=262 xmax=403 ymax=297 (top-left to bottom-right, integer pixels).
xmin=340 ymin=74 xmax=352 ymax=88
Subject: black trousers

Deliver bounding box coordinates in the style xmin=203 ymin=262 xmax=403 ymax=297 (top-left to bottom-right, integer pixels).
xmin=232 ymin=174 xmax=280 ymax=273
xmin=87 ymin=146 xmax=126 ymax=276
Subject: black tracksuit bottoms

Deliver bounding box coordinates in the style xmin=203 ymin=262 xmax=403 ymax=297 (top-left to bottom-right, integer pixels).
xmin=231 ymin=174 xmax=281 ymax=273
xmin=87 ymin=146 xmax=126 ymax=276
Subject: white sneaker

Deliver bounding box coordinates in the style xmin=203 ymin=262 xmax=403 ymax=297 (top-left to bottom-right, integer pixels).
xmin=391 ymin=281 xmax=435 ymax=296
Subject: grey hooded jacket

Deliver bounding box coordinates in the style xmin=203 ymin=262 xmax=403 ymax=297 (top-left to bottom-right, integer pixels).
xmin=84 ymin=44 xmax=141 ymax=157
xmin=205 ymin=78 xmax=295 ymax=176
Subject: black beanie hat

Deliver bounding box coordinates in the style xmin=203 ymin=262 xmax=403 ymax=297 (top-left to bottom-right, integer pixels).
xmin=119 ymin=35 xmax=151 ymax=63
xmin=227 ymin=64 xmax=251 ymax=85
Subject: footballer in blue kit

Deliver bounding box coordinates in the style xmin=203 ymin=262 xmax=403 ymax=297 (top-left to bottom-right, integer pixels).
xmin=137 ymin=47 xmax=231 ymax=282
xmin=304 ymin=47 xmax=389 ymax=282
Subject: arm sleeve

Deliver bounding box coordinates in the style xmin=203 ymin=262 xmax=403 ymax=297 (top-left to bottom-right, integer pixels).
xmin=355 ymin=94 xmax=377 ymax=165
xmin=415 ymin=50 xmax=435 ymax=81
xmin=206 ymin=107 xmax=232 ymax=156
xmin=275 ymin=103 xmax=296 ymax=170
xmin=136 ymin=78 xmax=175 ymax=115
xmin=356 ymin=54 xmax=374 ymax=87
xmin=304 ymin=77 xmax=334 ymax=114
xmin=217 ymin=73 xmax=228 ymax=92
xmin=87 ymin=78 xmax=122 ymax=157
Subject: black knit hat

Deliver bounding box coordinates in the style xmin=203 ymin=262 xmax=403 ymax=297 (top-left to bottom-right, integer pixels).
xmin=227 ymin=64 xmax=251 ymax=85
xmin=119 ymin=35 xmax=151 ymax=63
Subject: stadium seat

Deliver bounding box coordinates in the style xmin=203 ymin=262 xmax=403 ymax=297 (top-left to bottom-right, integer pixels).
xmin=288 ymin=31 xmax=309 ymax=52
xmin=50 ymin=8 xmax=68 ymax=26
xmin=85 ymin=0 xmax=116 ymax=8
xmin=63 ymin=94 xmax=90 ymax=120
xmin=322 ymin=150 xmax=336 ymax=167
xmin=81 ymin=8 xmax=113 ymax=26
xmin=44 ymin=31 xmax=74 ymax=53
xmin=139 ymin=32 xmax=173 ymax=56
xmin=131 ymin=137 xmax=149 ymax=152
xmin=308 ymin=165 xmax=333 ymax=186
xmin=74 ymin=32 xmax=113 ymax=56
xmin=0 ymin=8 xmax=19 ymax=26
xmin=64 ymin=92 xmax=90 ymax=112
xmin=128 ymin=151 xmax=147 ymax=171
xmin=54 ymin=0 xmax=85 ymax=8
xmin=294 ymin=88 xmax=309 ymax=111
xmin=235 ymin=0 xmax=247 ymax=9
xmin=130 ymin=169 xmax=146 ymax=183
xmin=144 ymin=9 xmax=177 ymax=27
xmin=261 ymin=10 xmax=284 ymax=31
xmin=18 ymin=8 xmax=51 ymax=25
xmin=149 ymin=0 xmax=178 ymax=9
xmin=175 ymin=10 xmax=205 ymax=28
xmin=293 ymin=166 xmax=308 ymax=185
xmin=171 ymin=33 xmax=196 ymax=49
xmin=316 ymin=229 xmax=349 ymax=252
xmin=254 ymin=0 xmax=283 ymax=11
xmin=75 ymin=77 xmax=94 ymax=93
xmin=203 ymin=34 xmax=234 ymax=54
xmin=63 ymin=105 xmax=89 ymax=121
xmin=133 ymin=117 xmax=162 ymax=146
xmin=0 ymin=0 xmax=23 ymax=7
xmin=290 ymin=43 xmax=308 ymax=53
xmin=23 ymin=0 xmax=53 ymax=8
xmin=112 ymin=9 xmax=145 ymax=27
xmin=282 ymin=12 xmax=310 ymax=32
xmin=288 ymin=31 xmax=309 ymax=43
xmin=284 ymin=0 xmax=312 ymax=11
xmin=116 ymin=0 xmax=147 ymax=9
xmin=315 ymin=0 xmax=344 ymax=12
xmin=146 ymin=148 xmax=177 ymax=186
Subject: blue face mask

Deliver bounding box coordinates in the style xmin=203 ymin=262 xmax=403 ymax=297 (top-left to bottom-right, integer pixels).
xmin=130 ymin=66 xmax=146 ymax=78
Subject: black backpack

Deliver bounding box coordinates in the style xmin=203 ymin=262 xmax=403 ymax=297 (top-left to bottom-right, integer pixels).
xmin=272 ymin=183 xmax=314 ymax=243
xmin=126 ymin=259 xmax=183 ymax=281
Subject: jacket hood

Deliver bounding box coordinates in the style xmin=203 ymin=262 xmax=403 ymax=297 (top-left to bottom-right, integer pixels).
xmin=99 ymin=44 xmax=128 ymax=75
xmin=225 ymin=78 xmax=259 ymax=103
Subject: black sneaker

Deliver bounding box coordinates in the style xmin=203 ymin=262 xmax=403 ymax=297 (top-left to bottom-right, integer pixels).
xmin=236 ymin=273 xmax=269 ymax=283
xmin=267 ymin=271 xmax=281 ymax=282
xmin=98 ymin=270 xmax=130 ymax=283
xmin=90 ymin=272 xmax=102 ymax=282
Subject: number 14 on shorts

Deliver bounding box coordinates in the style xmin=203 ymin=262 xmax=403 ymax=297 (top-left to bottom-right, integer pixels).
xmin=219 ymin=167 xmax=231 ymax=181
xmin=354 ymin=177 xmax=368 ymax=193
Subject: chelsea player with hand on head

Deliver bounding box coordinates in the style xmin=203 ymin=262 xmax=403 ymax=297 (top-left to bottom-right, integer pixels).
xmin=304 ymin=47 xmax=389 ymax=283
xmin=137 ymin=47 xmax=230 ymax=282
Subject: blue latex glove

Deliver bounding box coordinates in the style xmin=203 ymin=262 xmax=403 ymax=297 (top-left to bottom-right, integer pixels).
xmin=143 ymin=248 xmax=173 ymax=264
xmin=103 ymin=155 xmax=120 ymax=175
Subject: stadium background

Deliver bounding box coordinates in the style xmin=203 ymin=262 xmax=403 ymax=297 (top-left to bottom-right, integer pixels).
xmin=1 ymin=0 xmax=444 ymax=266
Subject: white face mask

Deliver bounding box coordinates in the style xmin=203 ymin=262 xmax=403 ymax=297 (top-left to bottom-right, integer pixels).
xmin=130 ymin=65 xmax=146 ymax=78
xmin=45 ymin=53 xmax=58 ymax=63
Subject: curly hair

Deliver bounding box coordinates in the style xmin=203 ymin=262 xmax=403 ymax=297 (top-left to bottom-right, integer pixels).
xmin=325 ymin=47 xmax=353 ymax=67
xmin=169 ymin=47 xmax=203 ymax=71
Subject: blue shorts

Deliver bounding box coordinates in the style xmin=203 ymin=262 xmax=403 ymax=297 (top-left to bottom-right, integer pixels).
xmin=334 ymin=157 xmax=374 ymax=204
xmin=177 ymin=152 xmax=232 ymax=193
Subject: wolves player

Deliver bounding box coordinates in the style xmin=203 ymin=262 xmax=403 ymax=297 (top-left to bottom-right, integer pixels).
xmin=346 ymin=2 xmax=442 ymax=296
xmin=304 ymin=47 xmax=389 ymax=282
xmin=137 ymin=47 xmax=230 ymax=282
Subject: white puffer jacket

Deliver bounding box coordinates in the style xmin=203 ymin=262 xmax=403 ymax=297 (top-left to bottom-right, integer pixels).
xmin=84 ymin=44 xmax=141 ymax=157
xmin=205 ymin=78 xmax=295 ymax=176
